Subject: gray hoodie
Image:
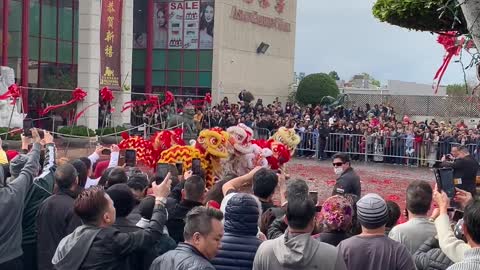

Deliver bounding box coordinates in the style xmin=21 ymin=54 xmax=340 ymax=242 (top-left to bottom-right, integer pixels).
xmin=51 ymin=225 xmax=101 ymax=270
xmin=0 ymin=143 xmax=40 ymax=264
xmin=253 ymin=230 xmax=347 ymax=270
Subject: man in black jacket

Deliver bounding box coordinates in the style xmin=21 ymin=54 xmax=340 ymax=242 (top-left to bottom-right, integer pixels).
xmin=166 ymin=175 xmax=206 ymax=243
xmin=441 ymin=145 xmax=479 ymax=196
xmin=51 ymin=173 xmax=172 ymax=270
xmin=331 ymin=152 xmax=361 ymax=198
xmin=150 ymin=206 xmax=224 ymax=270
xmin=36 ymin=163 xmax=82 ymax=270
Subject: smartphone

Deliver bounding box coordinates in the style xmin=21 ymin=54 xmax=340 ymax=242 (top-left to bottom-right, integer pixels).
xmin=101 ymin=148 xmax=111 ymax=155
xmin=192 ymin=158 xmax=201 ymax=175
xmin=125 ymin=149 xmax=136 ymax=167
xmin=23 ymin=118 xmax=33 ymax=137
xmin=434 ymin=168 xmax=456 ymax=198
xmin=175 ymin=162 xmax=183 ymax=175
xmin=156 ymin=163 xmax=170 ymax=183
xmin=309 ymin=191 xmax=318 ymax=206
xmin=452 ymin=210 xmax=464 ymax=222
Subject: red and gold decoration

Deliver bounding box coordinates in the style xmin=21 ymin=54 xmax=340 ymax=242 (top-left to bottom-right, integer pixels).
xmin=121 ymin=91 xmax=174 ymax=114
xmin=100 ymin=0 xmax=123 ymax=88
xmin=73 ymin=87 xmax=115 ymax=123
xmin=0 ymin=84 xmax=21 ymax=105
xmin=119 ymin=132 xmax=158 ymax=168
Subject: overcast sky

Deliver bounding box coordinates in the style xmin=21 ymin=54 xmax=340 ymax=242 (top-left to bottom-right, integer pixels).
xmin=294 ymin=0 xmax=476 ymax=86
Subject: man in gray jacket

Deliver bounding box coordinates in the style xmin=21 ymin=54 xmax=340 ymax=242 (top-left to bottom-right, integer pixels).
xmin=0 ymin=129 xmax=42 ymax=270
xmin=253 ymin=198 xmax=347 ymax=270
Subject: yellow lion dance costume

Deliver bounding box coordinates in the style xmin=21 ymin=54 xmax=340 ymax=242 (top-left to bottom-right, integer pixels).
xmin=270 ymin=127 xmax=301 ymax=156
xmin=159 ymin=127 xmax=229 ymax=188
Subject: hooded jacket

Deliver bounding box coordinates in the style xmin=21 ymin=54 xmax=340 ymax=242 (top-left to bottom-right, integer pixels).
xmin=0 ymin=143 xmax=40 ymax=264
xmin=253 ymin=230 xmax=347 ymax=270
xmin=52 ymin=205 xmax=167 ymax=270
xmin=212 ymin=193 xmax=262 ymax=270
xmin=414 ymin=236 xmax=454 ymax=270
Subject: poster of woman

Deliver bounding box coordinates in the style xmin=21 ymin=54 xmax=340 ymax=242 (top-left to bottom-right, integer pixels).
xmin=154 ymin=3 xmax=168 ymax=48
xmin=199 ymin=1 xmax=214 ymax=49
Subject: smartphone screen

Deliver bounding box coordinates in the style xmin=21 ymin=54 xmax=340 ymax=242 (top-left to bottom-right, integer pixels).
xmin=439 ymin=168 xmax=456 ymax=198
xmin=308 ymin=191 xmax=318 ymax=206
xmin=175 ymin=162 xmax=183 ymax=175
xmin=125 ymin=150 xmax=136 ymax=167
xmin=23 ymin=118 xmax=33 ymax=137
xmin=156 ymin=163 xmax=170 ymax=184
xmin=192 ymin=158 xmax=201 ymax=175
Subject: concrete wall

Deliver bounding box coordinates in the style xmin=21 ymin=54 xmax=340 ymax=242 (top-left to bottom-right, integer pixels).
xmin=388 ymin=80 xmax=447 ymax=96
xmin=77 ymin=0 xmax=131 ymax=130
xmin=211 ymin=0 xmax=297 ymax=105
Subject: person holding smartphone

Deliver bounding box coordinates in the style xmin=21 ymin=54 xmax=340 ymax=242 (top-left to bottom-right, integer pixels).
xmin=440 ymin=145 xmax=479 ymax=197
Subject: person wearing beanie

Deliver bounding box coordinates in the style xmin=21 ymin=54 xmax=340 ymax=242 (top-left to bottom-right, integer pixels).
xmin=338 ymin=193 xmax=415 ymax=270
xmin=211 ymin=193 xmax=262 ymax=270
xmin=0 ymin=129 xmax=41 ymax=270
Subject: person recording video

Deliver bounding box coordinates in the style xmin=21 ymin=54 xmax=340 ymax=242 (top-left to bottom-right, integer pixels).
xmin=440 ymin=145 xmax=479 ymax=196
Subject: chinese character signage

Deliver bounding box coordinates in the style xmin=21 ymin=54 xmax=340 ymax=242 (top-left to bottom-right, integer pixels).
xmin=153 ymin=0 xmax=214 ymax=50
xmin=100 ymin=0 xmax=122 ymax=88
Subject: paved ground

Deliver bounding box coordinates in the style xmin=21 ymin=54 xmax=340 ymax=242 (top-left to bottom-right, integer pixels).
xmin=285 ymin=158 xmax=435 ymax=212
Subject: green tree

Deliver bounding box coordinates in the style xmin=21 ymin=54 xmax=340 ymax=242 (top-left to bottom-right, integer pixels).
xmin=328 ymin=71 xmax=340 ymax=81
xmin=447 ymin=84 xmax=469 ymax=96
xmin=295 ymin=73 xmax=339 ymax=105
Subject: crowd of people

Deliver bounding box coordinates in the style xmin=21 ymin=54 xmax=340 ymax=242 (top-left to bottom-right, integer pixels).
xmin=0 ymin=127 xmax=479 ymax=270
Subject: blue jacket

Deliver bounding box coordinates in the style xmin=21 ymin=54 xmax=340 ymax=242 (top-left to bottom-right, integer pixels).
xmin=212 ymin=193 xmax=262 ymax=270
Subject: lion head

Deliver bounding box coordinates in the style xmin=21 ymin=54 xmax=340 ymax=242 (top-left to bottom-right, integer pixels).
xmin=270 ymin=127 xmax=301 ymax=156
xmin=196 ymin=127 xmax=229 ymax=159
xmin=151 ymin=129 xmax=185 ymax=152
xmin=226 ymin=123 xmax=254 ymax=155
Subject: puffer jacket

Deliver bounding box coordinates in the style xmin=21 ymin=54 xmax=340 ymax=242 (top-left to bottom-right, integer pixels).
xmin=414 ymin=236 xmax=454 ymax=270
xmin=212 ymin=193 xmax=262 ymax=270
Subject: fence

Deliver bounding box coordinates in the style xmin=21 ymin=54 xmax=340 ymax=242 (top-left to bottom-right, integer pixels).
xmin=347 ymin=93 xmax=480 ymax=118
xmin=296 ymin=132 xmax=480 ymax=167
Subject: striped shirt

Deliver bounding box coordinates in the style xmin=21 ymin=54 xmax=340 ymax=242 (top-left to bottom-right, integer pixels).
xmin=447 ymin=248 xmax=480 ymax=270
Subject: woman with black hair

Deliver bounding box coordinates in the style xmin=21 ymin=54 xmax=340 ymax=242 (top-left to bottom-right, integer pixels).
xmin=199 ymin=2 xmax=214 ymax=49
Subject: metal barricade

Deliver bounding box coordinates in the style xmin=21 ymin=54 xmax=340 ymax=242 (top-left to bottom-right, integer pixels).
xmin=322 ymin=133 xmax=480 ymax=167
xmin=296 ymin=132 xmax=320 ymax=158
xmin=253 ymin=128 xmax=271 ymax=140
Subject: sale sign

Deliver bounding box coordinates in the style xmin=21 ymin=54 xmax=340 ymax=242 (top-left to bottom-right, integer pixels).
xmin=183 ymin=1 xmax=200 ymax=49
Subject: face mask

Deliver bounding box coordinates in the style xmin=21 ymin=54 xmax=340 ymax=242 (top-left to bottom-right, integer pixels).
xmin=334 ymin=167 xmax=344 ymax=175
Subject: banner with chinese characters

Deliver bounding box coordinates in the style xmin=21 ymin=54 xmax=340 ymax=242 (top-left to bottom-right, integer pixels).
xmin=100 ymin=0 xmax=123 ymax=89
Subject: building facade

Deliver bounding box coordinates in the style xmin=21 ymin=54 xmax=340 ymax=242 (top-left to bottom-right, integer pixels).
xmin=0 ymin=0 xmax=297 ymax=128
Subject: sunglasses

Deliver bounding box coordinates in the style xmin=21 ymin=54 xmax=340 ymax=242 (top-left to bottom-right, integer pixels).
xmin=332 ymin=162 xmax=344 ymax=167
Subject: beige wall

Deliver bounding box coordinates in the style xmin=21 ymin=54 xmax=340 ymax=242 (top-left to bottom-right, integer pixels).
xmin=211 ymin=0 xmax=297 ymax=105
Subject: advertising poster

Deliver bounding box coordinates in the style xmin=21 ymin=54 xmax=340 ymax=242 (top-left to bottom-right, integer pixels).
xmin=183 ymin=1 xmax=200 ymax=49
xmin=168 ymin=1 xmax=184 ymax=49
xmin=199 ymin=0 xmax=214 ymax=49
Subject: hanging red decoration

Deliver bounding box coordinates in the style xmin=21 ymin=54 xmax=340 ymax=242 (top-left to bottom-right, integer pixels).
xmin=121 ymin=91 xmax=175 ymax=114
xmin=259 ymin=0 xmax=270 ymax=9
xmin=100 ymin=86 xmax=114 ymax=103
xmin=433 ymin=32 xmax=464 ymax=94
xmin=0 ymin=84 xmax=22 ymax=105
xmin=40 ymin=88 xmax=88 ymax=116
xmin=190 ymin=93 xmax=213 ymax=108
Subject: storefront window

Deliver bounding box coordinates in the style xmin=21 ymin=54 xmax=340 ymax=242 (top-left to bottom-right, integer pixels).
xmin=133 ymin=0 xmax=214 ymax=97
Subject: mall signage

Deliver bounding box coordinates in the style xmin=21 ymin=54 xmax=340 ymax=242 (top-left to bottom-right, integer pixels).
xmin=231 ymin=6 xmax=291 ymax=32
xmin=100 ymin=0 xmax=122 ymax=89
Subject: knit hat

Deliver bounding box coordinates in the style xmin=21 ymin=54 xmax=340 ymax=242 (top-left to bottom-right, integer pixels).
xmin=9 ymin=154 xmax=29 ymax=177
xmin=356 ymin=193 xmax=388 ymax=229
xmin=320 ymin=195 xmax=353 ymax=232
xmin=6 ymin=150 xmax=19 ymax=161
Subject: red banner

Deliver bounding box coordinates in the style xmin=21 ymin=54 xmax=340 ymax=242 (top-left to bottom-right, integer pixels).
xmin=100 ymin=0 xmax=123 ymax=89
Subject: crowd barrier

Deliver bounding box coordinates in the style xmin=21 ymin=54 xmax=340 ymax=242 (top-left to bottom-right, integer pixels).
xmin=296 ymin=132 xmax=480 ymax=167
